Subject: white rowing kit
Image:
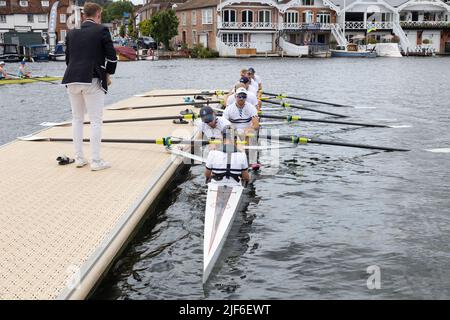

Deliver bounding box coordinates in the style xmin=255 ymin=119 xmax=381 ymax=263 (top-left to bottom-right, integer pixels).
xmin=226 ymin=91 xmax=258 ymax=108
xmin=223 ymin=101 xmax=258 ymax=130
xmin=194 ymin=117 xmax=231 ymax=139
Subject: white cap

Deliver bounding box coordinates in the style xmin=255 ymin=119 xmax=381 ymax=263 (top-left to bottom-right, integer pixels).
xmin=0 ymin=61 xmax=5 ymax=65
xmin=235 ymin=87 xmax=247 ymax=96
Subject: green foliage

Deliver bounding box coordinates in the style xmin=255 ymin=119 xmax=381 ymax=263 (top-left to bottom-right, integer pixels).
xmin=119 ymin=25 xmax=125 ymax=37
xmin=189 ymin=44 xmax=219 ymax=58
xmin=368 ymin=38 xmax=378 ymax=45
xmin=422 ymin=38 xmax=431 ymax=44
xmin=102 ymin=0 xmax=134 ymax=23
xmin=148 ymin=9 xmax=179 ymax=50
xmin=128 ymin=21 xmax=137 ymax=39
xmin=139 ymin=19 xmax=151 ymax=37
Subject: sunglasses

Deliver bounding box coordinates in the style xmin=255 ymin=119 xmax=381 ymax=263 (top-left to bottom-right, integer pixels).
xmin=236 ymin=94 xmax=247 ymax=99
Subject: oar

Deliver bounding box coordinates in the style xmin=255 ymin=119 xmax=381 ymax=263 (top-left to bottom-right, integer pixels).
xmin=263 ymin=99 xmax=348 ymax=118
xmin=18 ymin=135 xmax=248 ymax=147
xmin=263 ymin=92 xmax=362 ymax=108
xmin=41 ymin=113 xmax=200 ymax=127
xmin=6 ymin=73 xmax=60 ymax=85
xmin=134 ymin=90 xmax=228 ymax=98
xmin=259 ymin=134 xmax=410 ymax=152
xmin=18 ymin=135 xmax=206 ymax=146
xmin=258 ymin=114 xmax=390 ymax=128
xmin=108 ymin=100 xmax=222 ymax=110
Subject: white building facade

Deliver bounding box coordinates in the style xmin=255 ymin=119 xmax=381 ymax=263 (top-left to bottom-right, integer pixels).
xmin=0 ymin=0 xmax=51 ymax=45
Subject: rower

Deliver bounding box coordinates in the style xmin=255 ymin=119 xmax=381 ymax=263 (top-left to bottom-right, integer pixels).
xmin=0 ymin=61 xmax=8 ymax=79
xmin=194 ymin=105 xmax=232 ymax=140
xmin=247 ymin=67 xmax=262 ymax=110
xmin=18 ymin=61 xmax=31 ymax=78
xmin=204 ymin=129 xmax=250 ymax=184
xmin=222 ymin=87 xmax=259 ymax=137
xmin=225 ymin=79 xmax=258 ymax=108
xmin=247 ymin=67 xmax=262 ymax=93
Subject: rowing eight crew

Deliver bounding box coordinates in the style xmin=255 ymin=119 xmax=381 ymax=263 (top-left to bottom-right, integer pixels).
xmin=194 ymin=86 xmax=260 ymax=185
xmin=195 ymin=87 xmax=259 ymax=141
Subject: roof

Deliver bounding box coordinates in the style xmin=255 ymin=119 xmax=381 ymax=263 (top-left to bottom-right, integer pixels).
xmin=0 ymin=0 xmax=50 ymax=15
xmin=137 ymin=0 xmax=187 ymax=13
xmin=176 ymin=0 xmax=221 ymax=11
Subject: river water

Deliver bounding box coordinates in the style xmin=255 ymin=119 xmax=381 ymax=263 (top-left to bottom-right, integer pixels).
xmin=1 ymin=57 xmax=449 ymax=299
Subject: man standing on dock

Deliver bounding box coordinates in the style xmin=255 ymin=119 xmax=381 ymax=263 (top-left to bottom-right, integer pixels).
xmin=62 ymin=2 xmax=117 ymax=171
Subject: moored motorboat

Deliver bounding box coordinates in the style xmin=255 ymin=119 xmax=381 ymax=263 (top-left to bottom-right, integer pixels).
xmin=331 ymin=44 xmax=376 ymax=58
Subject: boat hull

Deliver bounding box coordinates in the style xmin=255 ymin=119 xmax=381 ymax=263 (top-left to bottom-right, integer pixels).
xmin=0 ymin=77 xmax=62 ymax=85
xmin=203 ymin=178 xmax=244 ymax=283
xmin=330 ymin=50 xmax=377 ymax=58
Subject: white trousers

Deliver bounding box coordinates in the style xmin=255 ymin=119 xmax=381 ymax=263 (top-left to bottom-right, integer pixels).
xmin=67 ymin=79 xmax=105 ymax=161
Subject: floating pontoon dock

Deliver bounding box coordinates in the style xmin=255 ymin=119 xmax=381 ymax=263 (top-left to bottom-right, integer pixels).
xmin=0 ymin=90 xmax=215 ymax=299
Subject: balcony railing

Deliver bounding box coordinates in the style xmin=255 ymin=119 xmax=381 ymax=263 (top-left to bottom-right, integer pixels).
xmin=400 ymin=21 xmax=450 ymax=28
xmin=219 ymin=21 xmax=277 ymax=29
xmin=345 ymin=21 xmax=394 ymax=29
xmin=219 ymin=21 xmax=337 ymax=30
xmin=282 ymin=22 xmax=334 ymax=30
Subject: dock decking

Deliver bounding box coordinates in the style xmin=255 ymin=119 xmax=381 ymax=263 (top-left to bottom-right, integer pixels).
xmin=0 ymin=89 xmax=214 ymax=299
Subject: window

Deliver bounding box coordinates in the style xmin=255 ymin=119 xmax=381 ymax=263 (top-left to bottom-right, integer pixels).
xmin=202 ymin=9 xmax=212 ymax=24
xmin=41 ymin=1 xmax=49 ymax=6
xmin=191 ymin=11 xmax=196 ymax=25
xmin=0 ymin=15 xmax=6 ymax=23
xmin=302 ymin=0 xmax=314 ymax=5
xmin=259 ymin=10 xmax=271 ymax=24
xmin=223 ymin=9 xmax=236 ymax=23
xmin=27 ymin=14 xmax=34 ymax=23
xmin=285 ymin=11 xmax=299 ymax=23
xmin=0 ymin=1 xmax=6 ymax=7
xmin=242 ymin=10 xmax=253 ymax=23
xmin=19 ymin=0 xmax=28 ymax=7
xmin=222 ymin=33 xmax=243 ymax=43
xmin=181 ymin=12 xmax=186 ymax=26
xmin=38 ymin=14 xmax=47 ymax=23
xmin=60 ymin=30 xmax=67 ymax=41
xmin=192 ymin=30 xmax=197 ymax=44
xmin=316 ymin=12 xmax=330 ymax=24
xmin=303 ymin=11 xmax=313 ymax=23
xmin=60 ymin=14 xmax=66 ymax=24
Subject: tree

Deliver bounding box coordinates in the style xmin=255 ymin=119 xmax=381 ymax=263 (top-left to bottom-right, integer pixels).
xmin=102 ymin=0 xmax=134 ymax=23
xmin=139 ymin=19 xmax=151 ymax=37
xmin=148 ymin=9 xmax=179 ymax=50
xmin=119 ymin=25 xmax=126 ymax=37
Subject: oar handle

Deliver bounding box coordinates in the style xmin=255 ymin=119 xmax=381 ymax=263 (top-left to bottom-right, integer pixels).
xmin=131 ymin=100 xmax=221 ymax=110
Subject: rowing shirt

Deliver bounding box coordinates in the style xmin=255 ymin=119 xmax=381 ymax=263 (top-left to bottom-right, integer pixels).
xmin=222 ymin=101 xmax=258 ymax=130
xmin=226 ymin=91 xmax=258 ymax=107
xmin=206 ymin=150 xmax=248 ymax=177
xmin=248 ymin=79 xmax=259 ymax=95
xmin=194 ymin=116 xmax=231 ymax=139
